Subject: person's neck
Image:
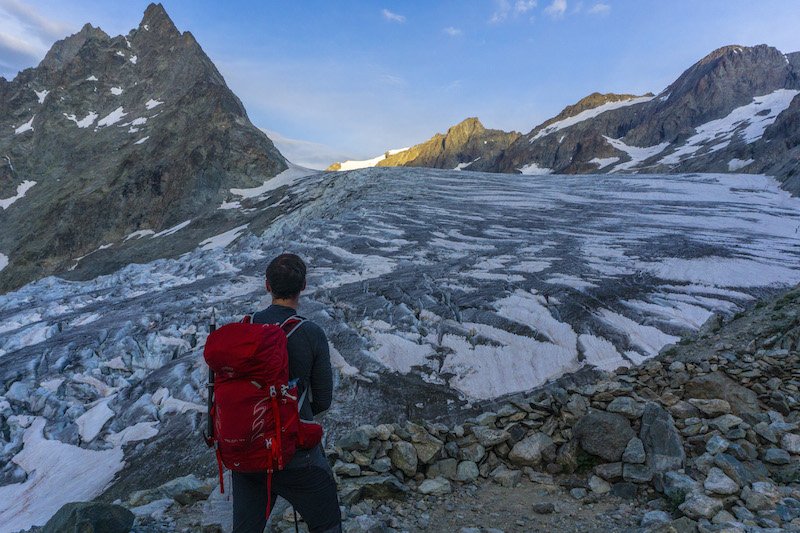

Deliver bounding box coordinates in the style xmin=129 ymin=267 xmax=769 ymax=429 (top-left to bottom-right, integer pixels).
xmin=271 ymin=298 xmax=299 ymax=310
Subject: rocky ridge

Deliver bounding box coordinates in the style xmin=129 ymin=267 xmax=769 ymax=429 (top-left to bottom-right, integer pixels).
xmin=30 ymin=284 xmax=800 ymax=532
xmin=0 ymin=4 xmax=287 ymax=292
xmin=337 ymin=45 xmax=800 ymax=197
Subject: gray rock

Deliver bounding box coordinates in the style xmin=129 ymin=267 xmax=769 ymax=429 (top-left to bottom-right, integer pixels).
xmin=432 ymin=458 xmax=458 ymax=480
xmin=687 ymin=399 xmax=731 ymax=417
xmin=754 ymin=422 xmax=779 ymax=444
xmin=418 ymin=476 xmax=452 ymax=495
xmin=763 ymin=448 xmax=791 ymax=465
xmin=340 ymin=475 xmax=409 ymax=505
xmin=491 ymin=466 xmax=522 ymax=487
xmin=781 ymin=433 xmax=800 ymax=454
xmin=710 ymin=414 xmax=743 ymax=434
xmin=388 ymin=441 xmax=418 ymax=477
xmin=340 ymin=428 xmax=372 ymax=451
xmin=570 ymin=488 xmax=587 ymax=500
xmin=684 ymin=372 xmax=762 ymax=417
xmin=129 ymin=498 xmax=174 ymax=518
xmin=640 ymin=402 xmax=685 ymax=484
xmin=663 ymin=471 xmax=703 ymax=502
xmin=589 ymin=475 xmax=611 ymax=494
xmin=475 ymin=412 xmax=497 ymax=426
xmin=508 ymin=432 xmax=554 ymax=467
xmin=611 ymin=482 xmax=637 ymax=499
xmin=679 ymin=494 xmax=725 ymax=520
xmin=456 ymin=461 xmax=480 ymax=482
xmin=347 ymin=515 xmax=388 ymax=533
xmin=705 ymin=435 xmax=730 ymax=455
xmin=128 ymin=474 xmax=209 ymax=507
xmin=641 ymin=510 xmax=672 ymax=527
xmin=42 ymin=502 xmax=134 ymax=533
xmin=531 ymin=501 xmax=555 ymax=514
xmin=741 ymin=486 xmax=773 ymax=512
xmin=372 ymin=457 xmax=392 ymax=473
xmin=333 ymin=460 xmax=362 ymax=477
xmin=460 ymin=443 xmax=486 ymax=463
xmin=703 ymin=467 xmax=740 ymax=495
xmin=471 ymin=426 xmax=511 ymax=448
xmin=607 ymin=397 xmax=646 ymax=419
xmin=713 ymin=453 xmax=768 ymax=487
xmin=573 ymin=411 xmax=635 ymax=462
xmin=623 ymin=438 xmax=646 ymax=464
xmin=623 ymin=463 xmax=653 ymax=483
xmin=406 ymin=422 xmax=444 ymax=464
xmin=593 ymin=462 xmax=623 ymax=481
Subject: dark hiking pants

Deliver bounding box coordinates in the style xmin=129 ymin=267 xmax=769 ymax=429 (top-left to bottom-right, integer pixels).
xmin=231 ymin=447 xmax=341 ymax=533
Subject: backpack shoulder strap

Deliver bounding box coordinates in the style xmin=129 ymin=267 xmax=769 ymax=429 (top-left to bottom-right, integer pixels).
xmin=279 ymin=315 xmax=307 ymax=338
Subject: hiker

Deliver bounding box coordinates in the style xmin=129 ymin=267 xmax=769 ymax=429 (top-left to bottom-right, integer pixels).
xmin=231 ymin=253 xmax=341 ymax=533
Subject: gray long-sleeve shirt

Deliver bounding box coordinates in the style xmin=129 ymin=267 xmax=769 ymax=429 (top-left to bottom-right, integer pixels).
xmin=252 ymin=304 xmax=333 ymax=421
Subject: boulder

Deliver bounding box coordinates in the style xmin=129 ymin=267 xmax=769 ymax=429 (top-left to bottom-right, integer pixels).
xmin=704 ymin=467 xmax=739 ymax=495
xmin=684 ymin=372 xmax=762 ymax=418
xmin=418 ymin=477 xmax=452 ymax=495
xmin=508 ymin=432 xmax=554 ymax=467
xmin=406 ymin=422 xmax=444 ymax=464
xmin=388 ymin=441 xmax=418 ymax=477
xmin=622 ymin=438 xmax=646 ymax=464
xmin=128 ymin=475 xmax=210 ymax=507
xmin=42 ymin=502 xmax=134 ymax=533
xmin=679 ymin=493 xmax=724 ymax=520
xmin=339 ymin=428 xmax=372 ymax=451
xmin=640 ymin=402 xmax=684 ymax=485
xmin=572 ymin=411 xmax=634 ymax=462
xmin=471 ymin=426 xmax=510 ymax=448
xmin=340 ymin=475 xmax=409 ymax=505
xmin=456 ymin=461 xmax=480 ymax=482
xmin=606 ymin=397 xmax=646 ymax=419
xmin=687 ymin=399 xmax=731 ymax=417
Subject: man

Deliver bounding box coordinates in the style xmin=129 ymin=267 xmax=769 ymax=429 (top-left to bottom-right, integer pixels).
xmin=231 ymin=253 xmax=341 ymax=533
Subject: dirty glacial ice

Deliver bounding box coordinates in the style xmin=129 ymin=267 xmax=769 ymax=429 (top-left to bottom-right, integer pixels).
xmin=2 ymin=167 xmax=800 ymax=530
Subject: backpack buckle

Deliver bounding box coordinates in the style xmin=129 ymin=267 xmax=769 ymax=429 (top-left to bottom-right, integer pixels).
xmin=269 ymin=385 xmax=277 ymax=398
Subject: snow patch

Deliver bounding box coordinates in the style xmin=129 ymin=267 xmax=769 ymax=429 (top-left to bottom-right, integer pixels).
xmin=105 ymin=421 xmax=159 ymax=446
xmin=531 ymin=96 xmax=653 ymax=142
xmin=639 ymin=257 xmax=800 ymax=288
xmin=0 ymin=253 xmax=8 ymax=272
xmin=728 ymin=158 xmax=754 ymax=171
xmin=603 ymin=136 xmax=670 ymax=171
xmin=86 ymin=75 xmax=98 ymax=81
xmin=335 ymin=148 xmax=409 ymax=171
xmin=589 ymin=156 xmax=620 ymax=169
xmin=64 ymin=111 xmax=98 ymax=128
xmin=230 ymin=165 xmax=317 ymax=199
xmin=200 ymin=225 xmax=249 ymax=251
xmin=661 ymin=89 xmax=800 ymax=165
xmin=518 ymin=162 xmax=553 ymax=175
xmin=130 ymin=55 xmax=138 ymax=64
xmin=96 ymin=107 xmax=127 ymax=128
xmin=76 ymin=398 xmax=115 ymax=442
xmin=0 ymin=418 xmax=124 ymax=532
xmin=14 ymin=116 xmax=34 ymax=135
xmin=151 ymin=220 xmax=191 ymax=238
xmin=1 ymin=180 xmax=37 ymax=210
xmin=34 ymin=89 xmax=49 ymax=103
xmin=145 ymin=99 xmax=163 ymax=110
xmin=110 ymin=87 xmax=123 ymax=95
xmin=597 ymin=308 xmax=680 ymax=357
xmin=134 ymin=136 xmax=150 ymax=145
xmin=125 ymin=229 xmax=155 ymax=241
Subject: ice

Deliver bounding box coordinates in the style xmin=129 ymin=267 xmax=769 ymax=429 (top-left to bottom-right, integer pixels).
xmin=135 ymin=136 xmax=150 ymax=145
xmin=329 ymin=345 xmax=359 ymax=376
xmin=544 ymin=275 xmax=598 ymax=289
xmin=638 ymin=256 xmax=800 ymax=288
xmin=531 ymin=96 xmax=653 ymax=142
xmin=14 ymin=116 xmax=34 ymax=135
xmin=105 ymin=421 xmax=159 ymax=446
xmin=602 ymin=136 xmax=670 ymax=171
xmin=661 ymin=89 xmax=800 ymax=165
xmin=728 ymin=158 xmax=754 ymax=171
xmin=518 ymin=162 xmax=553 ymax=175
xmin=335 ymin=148 xmax=409 ymax=171
xmin=229 ymin=164 xmax=318 ymax=199
xmin=64 ymin=112 xmax=98 ymax=128
xmin=590 ymin=156 xmax=620 ymax=169
xmin=110 ymin=87 xmax=123 ymax=95
xmin=86 ymin=75 xmax=98 ymax=81
xmin=367 ymin=327 xmax=434 ymax=374
xmin=73 ymin=374 xmax=118 ymax=397
xmin=0 ymin=180 xmax=36 ymax=210
xmin=200 ymin=224 xmax=249 ymax=251
xmin=151 ymin=220 xmax=191 ymax=238
xmin=597 ymin=308 xmax=680 ymax=356
xmin=0 ymin=418 xmax=124 ymax=532
xmin=40 ymin=378 xmax=63 ymax=393
xmin=76 ymin=398 xmax=115 ymax=442
xmin=96 ymin=106 xmax=127 ymax=127
xmin=125 ymin=229 xmax=155 ymax=240
xmin=145 ymin=99 xmax=163 ymax=110
xmin=34 ymin=89 xmax=49 ymax=103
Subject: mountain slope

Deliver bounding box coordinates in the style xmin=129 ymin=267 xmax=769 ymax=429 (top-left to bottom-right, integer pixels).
xmin=0 ymin=3 xmax=287 ymax=293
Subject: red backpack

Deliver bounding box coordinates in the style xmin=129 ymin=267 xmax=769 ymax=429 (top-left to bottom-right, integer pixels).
xmin=203 ymin=314 xmax=323 ymax=510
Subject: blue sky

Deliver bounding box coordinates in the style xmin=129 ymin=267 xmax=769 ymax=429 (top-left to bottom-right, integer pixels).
xmin=2 ymin=1 xmax=800 ymax=168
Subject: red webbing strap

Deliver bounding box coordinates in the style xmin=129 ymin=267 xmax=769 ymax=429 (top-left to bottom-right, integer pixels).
xmin=279 ymin=315 xmax=306 ymax=338
xmin=272 ymin=394 xmax=283 ymax=469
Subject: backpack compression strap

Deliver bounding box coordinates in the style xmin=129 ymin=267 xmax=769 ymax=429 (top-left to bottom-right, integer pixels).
xmin=278 ymin=315 xmax=306 ymax=338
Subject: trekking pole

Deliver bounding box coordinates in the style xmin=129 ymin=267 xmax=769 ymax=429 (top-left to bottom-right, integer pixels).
xmin=207 ymin=308 xmax=216 ymax=442
xmin=294 ymin=508 xmax=299 ymax=533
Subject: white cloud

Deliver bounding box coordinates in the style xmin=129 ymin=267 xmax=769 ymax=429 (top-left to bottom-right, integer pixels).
xmin=0 ymin=0 xmax=74 ymax=41
xmin=588 ymin=3 xmax=610 ymax=15
xmin=544 ymin=0 xmax=567 ymax=18
xmin=490 ymin=0 xmax=511 ymax=23
xmin=444 ymin=26 xmax=462 ymax=36
xmin=0 ymin=0 xmax=76 ymax=77
xmin=515 ymin=0 xmax=537 ymax=14
xmin=260 ymin=129 xmax=358 ymax=170
xmin=382 ymin=9 xmax=406 ymax=23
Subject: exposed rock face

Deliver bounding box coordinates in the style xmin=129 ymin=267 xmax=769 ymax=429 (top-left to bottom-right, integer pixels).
xmin=326 ymin=118 xmax=520 ymax=172
xmin=0 ymin=3 xmax=286 ymax=292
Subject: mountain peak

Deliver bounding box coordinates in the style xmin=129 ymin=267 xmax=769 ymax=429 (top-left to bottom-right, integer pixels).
xmin=448 ymin=117 xmax=485 ymax=136
xmin=39 ymin=23 xmax=109 ymax=70
xmin=140 ymin=3 xmax=180 ymax=38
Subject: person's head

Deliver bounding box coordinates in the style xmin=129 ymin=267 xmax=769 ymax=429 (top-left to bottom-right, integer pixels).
xmin=266 ymin=253 xmax=307 ymax=301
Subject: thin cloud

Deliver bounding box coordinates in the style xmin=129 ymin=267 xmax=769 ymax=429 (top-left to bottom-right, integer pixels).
xmin=0 ymin=0 xmax=74 ymax=41
xmin=0 ymin=0 xmax=76 ymax=77
xmin=588 ymin=3 xmax=611 ymax=15
xmin=260 ymin=129 xmax=357 ymax=170
xmin=544 ymin=0 xmax=567 ymax=18
xmin=382 ymin=9 xmax=406 ymax=23
xmin=444 ymin=26 xmax=462 ymax=36
xmin=515 ymin=0 xmax=537 ymax=14
xmin=490 ymin=0 xmax=511 ymax=23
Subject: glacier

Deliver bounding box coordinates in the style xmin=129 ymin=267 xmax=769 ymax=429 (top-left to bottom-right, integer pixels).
xmin=1 ymin=168 xmax=800 ymax=529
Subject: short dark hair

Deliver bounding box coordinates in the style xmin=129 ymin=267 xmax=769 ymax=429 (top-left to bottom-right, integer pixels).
xmin=266 ymin=254 xmax=306 ymax=299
